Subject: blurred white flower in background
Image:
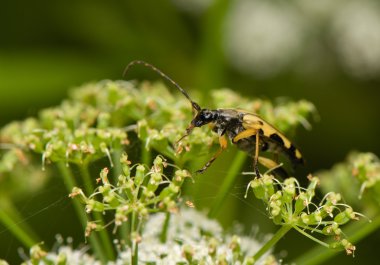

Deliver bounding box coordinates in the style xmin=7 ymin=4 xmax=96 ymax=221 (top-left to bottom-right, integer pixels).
xmin=295 ymin=0 xmax=345 ymax=22
xmin=331 ymin=0 xmax=380 ymax=79
xmin=223 ymin=0 xmax=380 ymax=80
xmin=224 ymin=0 xmax=305 ymax=78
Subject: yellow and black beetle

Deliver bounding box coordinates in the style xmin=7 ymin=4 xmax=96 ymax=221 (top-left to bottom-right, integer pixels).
xmin=124 ymin=60 xmax=304 ymax=177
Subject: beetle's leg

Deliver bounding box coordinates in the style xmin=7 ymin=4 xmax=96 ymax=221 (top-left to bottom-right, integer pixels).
xmin=232 ymin=128 xmax=258 ymax=143
xmin=196 ymin=135 xmax=227 ymax=174
xmin=258 ymin=156 xmax=288 ymax=178
xmin=258 ymin=156 xmax=278 ymax=169
xmin=254 ymin=132 xmax=260 ymax=177
xmin=232 ymin=128 xmax=261 ymax=177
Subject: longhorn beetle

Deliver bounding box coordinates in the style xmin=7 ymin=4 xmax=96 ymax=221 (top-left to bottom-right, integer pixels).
xmin=124 ymin=60 xmax=304 ymax=177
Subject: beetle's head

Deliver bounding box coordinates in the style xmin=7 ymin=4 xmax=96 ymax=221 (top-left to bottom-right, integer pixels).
xmin=176 ymin=109 xmax=216 ymax=144
xmin=191 ymin=109 xmax=215 ymax=128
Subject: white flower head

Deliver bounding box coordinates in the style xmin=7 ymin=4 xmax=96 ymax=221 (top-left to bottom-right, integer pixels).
xmin=331 ymin=0 xmax=380 ymax=79
xmin=224 ymin=0 xmax=305 ymax=78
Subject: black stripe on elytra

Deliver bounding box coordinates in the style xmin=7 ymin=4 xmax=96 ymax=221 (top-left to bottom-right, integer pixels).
xmin=289 ymin=144 xmax=296 ymax=155
xmin=261 ymin=142 xmax=269 ymax=151
xmin=269 ymin=133 xmax=284 ymax=146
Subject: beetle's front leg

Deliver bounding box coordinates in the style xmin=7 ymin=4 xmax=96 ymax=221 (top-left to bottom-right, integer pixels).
xmin=196 ymin=135 xmax=228 ymax=174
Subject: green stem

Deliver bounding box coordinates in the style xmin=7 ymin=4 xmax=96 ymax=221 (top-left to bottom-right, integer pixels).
xmin=79 ymin=164 xmax=115 ymax=260
xmin=112 ymin=149 xmax=130 ymax=244
xmin=131 ymin=212 xmax=138 ymax=265
xmin=2 ymin=203 xmax=37 ymax=241
xmin=253 ymin=225 xmax=292 ymax=262
xmin=57 ymin=162 xmax=106 ymax=264
xmin=208 ymin=152 xmax=246 ymax=218
xmin=141 ymin=143 xmax=151 ymax=165
xmin=112 ymin=148 xmax=123 ymax=181
xmin=293 ymin=225 xmax=329 ymax=248
xmin=0 ymin=206 xmax=36 ymax=248
xmin=160 ymin=212 xmax=171 ymax=243
xmin=79 ymin=163 xmax=95 ymax=192
xmin=292 ymin=215 xmax=380 ymax=265
xmin=133 ymin=241 xmax=139 ymax=265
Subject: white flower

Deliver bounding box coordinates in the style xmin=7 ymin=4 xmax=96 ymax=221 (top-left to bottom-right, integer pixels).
xmin=124 ymin=208 xmax=266 ymax=264
xmin=331 ymin=0 xmax=380 ymax=78
xmin=23 ymin=208 xmax=271 ymax=264
xmin=224 ymin=0 xmax=304 ymax=77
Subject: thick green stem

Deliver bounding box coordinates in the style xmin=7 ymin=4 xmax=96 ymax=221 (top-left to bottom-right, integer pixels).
xmin=57 ymin=162 xmax=106 ymax=263
xmin=0 ymin=197 xmax=40 ymax=248
xmin=0 ymin=205 xmax=36 ymax=248
xmin=292 ymin=215 xmax=380 ymax=265
xmin=79 ymin=163 xmax=95 ymax=192
xmin=79 ymin=164 xmax=115 ymax=260
xmin=160 ymin=212 xmax=171 ymax=243
xmin=208 ymin=152 xmax=246 ymax=218
xmin=253 ymin=225 xmax=292 ymax=262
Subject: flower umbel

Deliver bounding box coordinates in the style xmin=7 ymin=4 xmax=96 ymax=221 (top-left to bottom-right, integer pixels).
xmin=70 ymin=154 xmax=190 ymax=238
xmin=247 ymin=174 xmax=359 ymax=257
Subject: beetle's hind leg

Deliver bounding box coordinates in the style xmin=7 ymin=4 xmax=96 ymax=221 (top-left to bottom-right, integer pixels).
xmin=254 ymin=132 xmax=260 ymax=177
xmin=196 ymin=135 xmax=228 ymax=174
xmin=258 ymin=156 xmax=288 ymax=178
xmin=233 ymin=128 xmax=261 ymax=177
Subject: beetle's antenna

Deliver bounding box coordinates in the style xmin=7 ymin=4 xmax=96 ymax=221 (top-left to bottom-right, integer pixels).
xmin=123 ymin=60 xmax=201 ymax=112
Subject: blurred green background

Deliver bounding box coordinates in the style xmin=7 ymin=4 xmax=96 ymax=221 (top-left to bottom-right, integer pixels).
xmin=1 ymin=0 xmax=380 ymax=264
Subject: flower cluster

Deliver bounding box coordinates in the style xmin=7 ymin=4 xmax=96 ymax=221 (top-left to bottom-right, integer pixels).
xmin=247 ymin=174 xmax=358 ymax=255
xmin=70 ymin=154 xmax=191 ymax=238
xmin=0 ymin=80 xmax=323 ymax=264
xmin=1 ymin=81 xmax=315 ymax=175
xmin=19 ymin=208 xmax=277 ymax=265
xmin=318 ymin=152 xmax=380 ymax=208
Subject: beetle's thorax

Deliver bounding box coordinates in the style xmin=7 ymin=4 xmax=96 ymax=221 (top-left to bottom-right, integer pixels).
xmin=211 ymin=109 xmax=243 ymax=136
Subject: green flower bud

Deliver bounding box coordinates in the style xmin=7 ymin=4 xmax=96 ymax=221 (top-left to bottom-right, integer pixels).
xmin=135 ymin=165 xmax=146 ymax=186
xmin=86 ymin=199 xmax=105 ymax=213
xmin=104 ymin=192 xmax=120 ymax=208
xmin=152 ymin=156 xmax=164 ymax=173
xmin=284 ymin=178 xmax=296 ymax=196
xmin=182 ymin=245 xmax=194 ymax=262
xmin=295 ymin=192 xmax=308 ymax=214
xmin=334 ymin=208 xmax=355 ymax=225
xmin=120 ymin=153 xmax=131 ymax=176
xmin=250 ymin=179 xmax=265 ymax=199
xmin=100 ymin=168 xmax=110 ymax=185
